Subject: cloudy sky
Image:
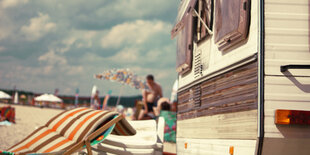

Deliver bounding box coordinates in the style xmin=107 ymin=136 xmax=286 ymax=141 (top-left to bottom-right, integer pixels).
xmin=0 ymin=0 xmax=179 ymax=97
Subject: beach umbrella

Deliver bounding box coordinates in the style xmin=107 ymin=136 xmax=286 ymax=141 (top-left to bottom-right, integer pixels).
xmin=75 ymin=88 xmax=79 ymax=107
xmin=48 ymin=94 xmax=63 ymax=102
xmin=20 ymin=94 xmax=26 ymax=99
xmin=95 ymin=69 xmax=149 ymax=90
xmin=102 ymin=90 xmax=112 ymax=110
xmin=35 ymin=93 xmax=49 ymax=102
xmin=13 ymin=92 xmax=19 ymax=104
xmin=95 ymin=68 xmax=149 ymax=106
xmin=0 ymin=91 xmax=11 ymax=99
xmin=35 ymin=94 xmax=62 ymax=102
xmin=91 ymin=85 xmax=97 ymax=97
xmin=170 ymin=79 xmax=178 ymax=103
xmin=90 ymin=85 xmax=98 ymax=108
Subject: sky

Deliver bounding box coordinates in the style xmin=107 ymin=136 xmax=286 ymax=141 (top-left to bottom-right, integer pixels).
xmin=0 ymin=0 xmax=179 ymax=97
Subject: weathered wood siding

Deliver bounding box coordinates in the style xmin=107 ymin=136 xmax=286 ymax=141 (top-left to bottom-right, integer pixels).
xmin=177 ymin=61 xmax=258 ymax=120
xmin=177 ymin=109 xmax=257 ymax=139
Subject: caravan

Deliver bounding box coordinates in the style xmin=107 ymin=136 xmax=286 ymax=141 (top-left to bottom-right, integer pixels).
xmin=171 ymin=0 xmax=310 ymax=154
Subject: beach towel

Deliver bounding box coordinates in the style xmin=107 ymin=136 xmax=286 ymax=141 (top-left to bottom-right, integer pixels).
xmin=160 ymin=110 xmax=176 ymax=143
xmin=0 ymin=120 xmax=12 ymax=126
xmin=0 ymin=106 xmax=15 ymax=123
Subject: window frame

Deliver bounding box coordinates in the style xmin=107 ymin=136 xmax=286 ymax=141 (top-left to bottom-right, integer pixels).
xmin=193 ymin=0 xmax=214 ymax=43
xmin=171 ymin=0 xmax=214 ymax=75
xmin=214 ymin=0 xmax=251 ymax=51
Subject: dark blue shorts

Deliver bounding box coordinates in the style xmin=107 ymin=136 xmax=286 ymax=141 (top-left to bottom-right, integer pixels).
xmin=143 ymin=102 xmax=154 ymax=112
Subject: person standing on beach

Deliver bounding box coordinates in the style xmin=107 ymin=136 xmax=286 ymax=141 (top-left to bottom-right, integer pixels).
xmin=138 ymin=74 xmax=163 ymax=120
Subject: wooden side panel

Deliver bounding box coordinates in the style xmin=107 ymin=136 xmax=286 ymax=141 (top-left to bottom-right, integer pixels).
xmin=177 ymin=61 xmax=258 ymax=120
xmin=199 ymin=61 xmax=257 ymax=116
xmin=177 ymin=110 xmax=257 ymax=139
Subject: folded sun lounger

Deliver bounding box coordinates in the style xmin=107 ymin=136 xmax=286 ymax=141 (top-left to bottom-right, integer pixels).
xmin=1 ymin=108 xmax=136 ymax=155
xmin=91 ymin=117 xmax=165 ymax=155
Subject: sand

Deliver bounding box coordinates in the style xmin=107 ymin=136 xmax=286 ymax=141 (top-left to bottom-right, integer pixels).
xmin=0 ymin=103 xmax=176 ymax=154
xmin=0 ymin=103 xmax=64 ymax=150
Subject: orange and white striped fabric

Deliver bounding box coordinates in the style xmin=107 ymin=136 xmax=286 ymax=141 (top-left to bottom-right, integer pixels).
xmin=7 ymin=108 xmax=136 ymax=154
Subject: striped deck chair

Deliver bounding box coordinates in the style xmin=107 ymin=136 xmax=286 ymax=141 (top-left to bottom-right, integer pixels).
xmin=1 ymin=108 xmax=136 ymax=155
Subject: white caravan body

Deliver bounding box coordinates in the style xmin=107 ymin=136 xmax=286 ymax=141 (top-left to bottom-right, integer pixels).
xmin=171 ymin=0 xmax=310 ymax=154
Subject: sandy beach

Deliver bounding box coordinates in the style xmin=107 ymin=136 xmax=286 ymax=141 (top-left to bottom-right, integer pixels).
xmin=0 ymin=103 xmax=64 ymax=150
xmin=0 ymin=103 xmax=176 ymax=154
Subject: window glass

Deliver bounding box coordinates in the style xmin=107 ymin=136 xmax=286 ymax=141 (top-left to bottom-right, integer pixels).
xmin=194 ymin=0 xmax=213 ymax=42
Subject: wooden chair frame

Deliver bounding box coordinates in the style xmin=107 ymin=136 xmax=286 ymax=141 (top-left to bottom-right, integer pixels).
xmin=63 ymin=115 xmax=124 ymax=155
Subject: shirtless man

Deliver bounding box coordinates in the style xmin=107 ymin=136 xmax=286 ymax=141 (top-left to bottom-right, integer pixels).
xmin=138 ymin=74 xmax=163 ymax=120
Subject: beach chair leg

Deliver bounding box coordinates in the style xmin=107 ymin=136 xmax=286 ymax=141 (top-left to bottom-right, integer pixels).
xmin=85 ymin=140 xmax=93 ymax=155
xmin=63 ymin=142 xmax=84 ymax=155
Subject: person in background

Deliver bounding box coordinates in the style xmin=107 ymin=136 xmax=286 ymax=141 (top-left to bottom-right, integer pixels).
xmin=0 ymin=111 xmax=4 ymax=121
xmin=154 ymin=97 xmax=170 ymax=116
xmin=138 ymin=74 xmax=163 ymax=120
xmin=160 ymin=101 xmax=171 ymax=111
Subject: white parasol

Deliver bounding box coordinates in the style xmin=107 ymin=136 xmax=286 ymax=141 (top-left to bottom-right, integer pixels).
xmin=0 ymin=91 xmax=11 ymax=99
xmin=35 ymin=94 xmax=62 ymax=102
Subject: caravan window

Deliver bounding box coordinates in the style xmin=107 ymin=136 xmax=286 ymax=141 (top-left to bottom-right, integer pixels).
xmin=171 ymin=0 xmax=197 ymax=75
xmin=171 ymin=0 xmax=213 ymax=75
xmin=175 ymin=14 xmax=193 ymax=74
xmin=214 ymin=0 xmax=250 ymax=51
xmin=193 ymin=0 xmax=213 ymax=42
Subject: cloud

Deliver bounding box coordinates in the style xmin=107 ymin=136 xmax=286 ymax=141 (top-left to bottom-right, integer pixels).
xmin=0 ymin=26 xmax=10 ymax=41
xmin=62 ymin=37 xmax=77 ymax=47
xmin=101 ymin=20 xmax=170 ymax=49
xmin=0 ymin=46 xmax=6 ymax=52
xmin=38 ymin=49 xmax=67 ymax=65
xmin=21 ymin=12 xmax=56 ymax=41
xmin=37 ymin=48 xmax=84 ymax=76
xmin=1 ymin=0 xmax=28 ymax=9
xmin=0 ymin=0 xmax=178 ymax=97
xmin=0 ymin=10 xmax=13 ymax=41
xmin=92 ymin=0 xmax=178 ymax=29
xmin=109 ymin=47 xmax=140 ymax=63
xmin=108 ymin=0 xmax=176 ymax=19
xmin=66 ymin=66 xmax=84 ymax=75
xmin=55 ymin=30 xmax=100 ymax=55
xmin=0 ymin=59 xmax=84 ymax=94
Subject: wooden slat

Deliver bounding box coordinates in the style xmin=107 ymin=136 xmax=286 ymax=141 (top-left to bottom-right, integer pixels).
xmin=177 ymin=61 xmax=258 ymax=120
xmin=177 ymin=110 xmax=258 ymax=139
xmin=178 ymin=90 xmax=190 ymax=105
